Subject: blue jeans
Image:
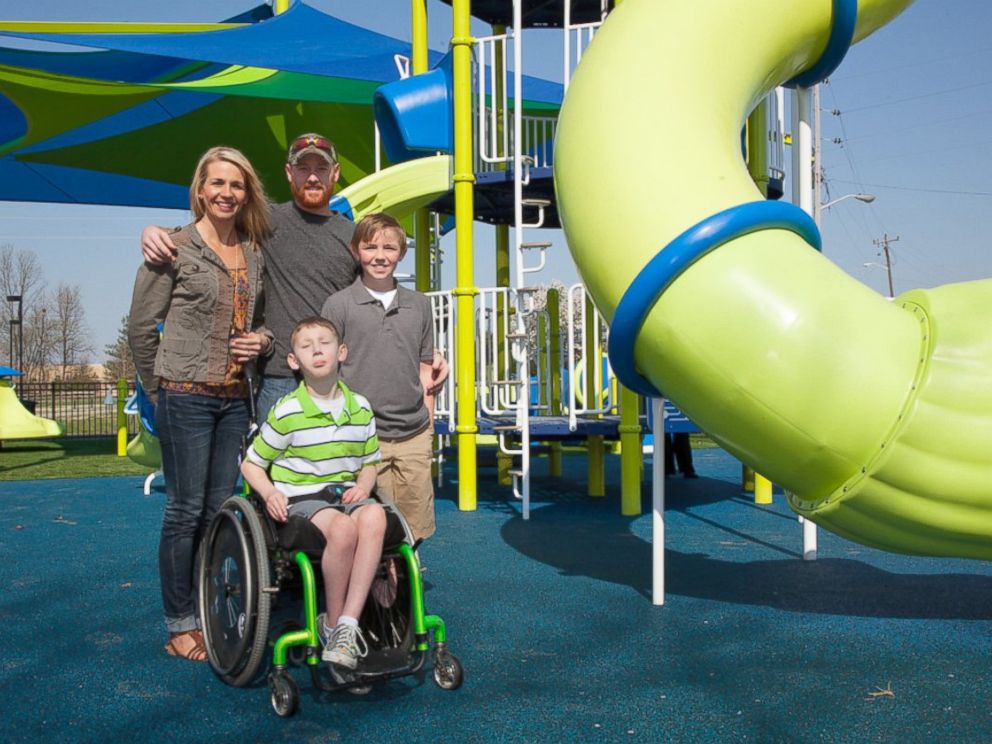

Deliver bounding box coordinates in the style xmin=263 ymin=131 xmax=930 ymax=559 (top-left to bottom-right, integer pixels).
xmin=255 ymin=375 xmax=299 ymax=423
xmin=156 ymin=388 xmax=250 ymax=633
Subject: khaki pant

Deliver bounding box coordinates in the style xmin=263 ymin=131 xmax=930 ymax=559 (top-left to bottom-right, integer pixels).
xmin=376 ymin=427 xmax=435 ymax=542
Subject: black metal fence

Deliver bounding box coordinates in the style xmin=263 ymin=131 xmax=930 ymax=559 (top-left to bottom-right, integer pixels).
xmin=15 ymin=381 xmax=139 ymax=438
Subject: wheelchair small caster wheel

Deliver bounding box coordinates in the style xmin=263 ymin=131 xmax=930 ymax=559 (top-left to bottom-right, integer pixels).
xmin=268 ymin=670 xmax=299 ymax=717
xmin=432 ymin=648 xmax=463 ymax=691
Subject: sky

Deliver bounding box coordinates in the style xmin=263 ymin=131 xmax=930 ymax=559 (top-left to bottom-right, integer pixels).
xmin=0 ymin=0 xmax=990 ymax=358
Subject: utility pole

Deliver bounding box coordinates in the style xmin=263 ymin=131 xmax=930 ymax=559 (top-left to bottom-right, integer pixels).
xmin=812 ymin=84 xmax=822 ymax=226
xmin=872 ymin=233 xmax=899 ymax=298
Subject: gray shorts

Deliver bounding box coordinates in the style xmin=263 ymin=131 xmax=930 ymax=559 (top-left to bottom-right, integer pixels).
xmin=287 ymin=487 xmax=379 ymax=520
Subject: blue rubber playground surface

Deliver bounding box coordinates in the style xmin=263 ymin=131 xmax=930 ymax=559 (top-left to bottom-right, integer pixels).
xmin=3 ymin=446 xmax=992 ymax=743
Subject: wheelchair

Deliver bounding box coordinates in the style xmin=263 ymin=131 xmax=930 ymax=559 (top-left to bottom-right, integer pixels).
xmin=197 ymin=488 xmax=463 ymax=717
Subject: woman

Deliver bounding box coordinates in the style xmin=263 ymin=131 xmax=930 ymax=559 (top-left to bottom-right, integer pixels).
xmin=129 ymin=146 xmax=272 ymax=661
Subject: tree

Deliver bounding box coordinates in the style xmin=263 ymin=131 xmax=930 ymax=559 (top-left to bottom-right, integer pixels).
xmin=21 ymin=299 xmax=57 ymax=381
xmin=0 ymin=243 xmax=47 ymax=370
xmin=52 ymin=283 xmax=92 ymax=379
xmin=104 ymin=314 xmax=135 ymax=383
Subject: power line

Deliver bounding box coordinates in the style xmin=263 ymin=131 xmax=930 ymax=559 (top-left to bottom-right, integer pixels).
xmin=830 ymin=178 xmax=992 ymax=197
xmin=842 ymin=78 xmax=992 ymax=114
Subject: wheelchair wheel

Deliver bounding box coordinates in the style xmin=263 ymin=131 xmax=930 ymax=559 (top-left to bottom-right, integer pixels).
xmin=199 ymin=495 xmax=272 ymax=687
xmin=360 ymin=553 xmax=413 ymax=655
xmin=433 ymin=647 xmax=464 ymax=690
xmin=268 ymin=670 xmax=299 ymax=717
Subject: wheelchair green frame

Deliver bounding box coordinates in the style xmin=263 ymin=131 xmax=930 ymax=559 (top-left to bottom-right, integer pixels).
xmin=199 ymin=493 xmax=463 ymax=717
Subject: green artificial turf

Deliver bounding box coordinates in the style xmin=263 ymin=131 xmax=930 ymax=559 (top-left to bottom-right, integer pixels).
xmin=0 ymin=439 xmax=151 ymax=481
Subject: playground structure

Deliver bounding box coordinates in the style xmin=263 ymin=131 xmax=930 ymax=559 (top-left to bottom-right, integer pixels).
xmin=3 ymin=1 xmax=991 ymax=572
xmin=0 ymin=367 xmax=62 ymax=441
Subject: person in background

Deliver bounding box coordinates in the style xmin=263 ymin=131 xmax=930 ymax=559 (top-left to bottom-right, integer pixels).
xmin=665 ymin=432 xmax=698 ymax=478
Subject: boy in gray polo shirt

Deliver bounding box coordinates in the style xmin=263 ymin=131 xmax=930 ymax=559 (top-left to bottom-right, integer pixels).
xmin=320 ymin=213 xmax=437 ymax=542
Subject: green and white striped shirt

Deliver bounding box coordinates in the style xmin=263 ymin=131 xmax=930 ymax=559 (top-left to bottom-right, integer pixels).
xmin=245 ymin=380 xmax=380 ymax=499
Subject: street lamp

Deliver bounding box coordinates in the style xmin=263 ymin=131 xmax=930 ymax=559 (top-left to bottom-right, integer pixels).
xmin=6 ymin=294 xmax=22 ymax=373
xmin=821 ymin=192 xmax=876 ymax=211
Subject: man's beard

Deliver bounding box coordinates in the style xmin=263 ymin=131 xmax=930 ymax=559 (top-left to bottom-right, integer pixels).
xmin=292 ymin=180 xmax=330 ymax=210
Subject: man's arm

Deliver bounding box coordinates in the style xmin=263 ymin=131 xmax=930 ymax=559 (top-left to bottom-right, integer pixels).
xmin=141 ymin=225 xmax=178 ymax=265
xmin=241 ymin=460 xmax=289 ymax=522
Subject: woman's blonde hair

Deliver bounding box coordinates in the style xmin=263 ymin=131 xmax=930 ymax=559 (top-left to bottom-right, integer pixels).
xmin=190 ymin=146 xmax=272 ymax=246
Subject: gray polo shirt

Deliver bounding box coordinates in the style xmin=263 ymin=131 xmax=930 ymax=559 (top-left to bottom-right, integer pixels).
xmin=321 ymin=278 xmax=434 ymax=440
xmin=260 ymin=201 xmax=358 ymax=377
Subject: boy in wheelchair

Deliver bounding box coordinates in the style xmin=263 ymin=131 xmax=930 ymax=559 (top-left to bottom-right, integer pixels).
xmin=241 ymin=316 xmax=386 ymax=676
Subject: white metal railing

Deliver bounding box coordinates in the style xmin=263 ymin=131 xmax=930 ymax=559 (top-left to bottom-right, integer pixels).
xmin=476 ymin=287 xmax=518 ymax=415
xmin=474 ymin=287 xmax=546 ymax=417
xmin=521 ymin=115 xmax=555 ymax=169
xmin=563 ymin=0 xmax=608 ymax=88
xmin=427 ymin=290 xmax=456 ymax=429
xmin=473 ymin=33 xmax=558 ymax=175
xmin=565 ymin=283 xmax=614 ymax=431
xmin=430 ymin=283 xmax=611 ymax=426
xmin=429 ymin=282 xmax=612 ymax=516
xmin=475 ymin=34 xmax=511 ymax=169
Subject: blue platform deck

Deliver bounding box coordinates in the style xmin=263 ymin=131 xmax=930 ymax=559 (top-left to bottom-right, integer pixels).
xmin=430 ymin=168 xmax=558 ymax=227
xmin=434 ymin=414 xmax=636 ymax=439
xmin=3 ymin=445 xmax=992 ymax=742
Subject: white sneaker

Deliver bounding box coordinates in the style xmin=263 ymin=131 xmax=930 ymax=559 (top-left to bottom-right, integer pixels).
xmin=322 ymin=622 xmax=369 ymax=670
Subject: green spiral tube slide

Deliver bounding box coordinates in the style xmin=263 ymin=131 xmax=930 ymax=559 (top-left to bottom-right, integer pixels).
xmin=554 ymin=0 xmax=992 ymax=558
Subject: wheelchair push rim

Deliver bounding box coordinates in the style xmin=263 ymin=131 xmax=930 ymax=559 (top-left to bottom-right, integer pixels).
xmin=198 ymin=495 xmax=272 ymax=687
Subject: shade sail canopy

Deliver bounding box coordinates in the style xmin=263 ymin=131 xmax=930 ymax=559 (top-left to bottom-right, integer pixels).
xmin=0 ymin=2 xmax=562 ymax=209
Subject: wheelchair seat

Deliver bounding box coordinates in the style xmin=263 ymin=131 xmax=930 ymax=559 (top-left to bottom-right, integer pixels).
xmin=275 ymin=500 xmax=411 ymax=558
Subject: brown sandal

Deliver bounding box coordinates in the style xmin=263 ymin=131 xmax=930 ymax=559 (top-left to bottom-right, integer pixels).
xmin=165 ymin=630 xmax=207 ymax=662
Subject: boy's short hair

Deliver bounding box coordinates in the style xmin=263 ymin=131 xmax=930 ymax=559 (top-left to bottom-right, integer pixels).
xmin=290 ymin=316 xmax=340 ymax=348
xmin=350 ymin=212 xmax=406 ymax=253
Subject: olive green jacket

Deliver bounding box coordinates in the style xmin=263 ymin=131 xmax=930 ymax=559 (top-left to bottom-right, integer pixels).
xmin=128 ymin=223 xmax=272 ymax=392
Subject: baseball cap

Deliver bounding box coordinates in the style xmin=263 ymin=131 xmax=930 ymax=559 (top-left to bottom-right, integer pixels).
xmin=287 ymin=133 xmax=337 ymax=166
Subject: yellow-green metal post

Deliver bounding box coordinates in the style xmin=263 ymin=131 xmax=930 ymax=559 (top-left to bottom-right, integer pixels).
xmin=547 ymin=288 xmax=563 ymax=476
xmin=412 ymin=2 xmax=432 ymax=294
xmin=619 ymin=384 xmax=642 ymax=515
xmin=746 ymin=99 xmax=770 ymax=198
xmin=746 ymin=99 xmax=774 ymax=503
xmin=412 ymin=0 xmax=438 ymax=481
xmin=585 ymin=307 xmax=605 ymax=497
xmin=754 ymin=473 xmax=774 ymax=504
xmin=411 ymin=1 xmax=428 ymax=75
xmin=116 ymin=377 xmax=128 ymax=456
xmin=452 ymin=0 xmax=478 ymax=510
